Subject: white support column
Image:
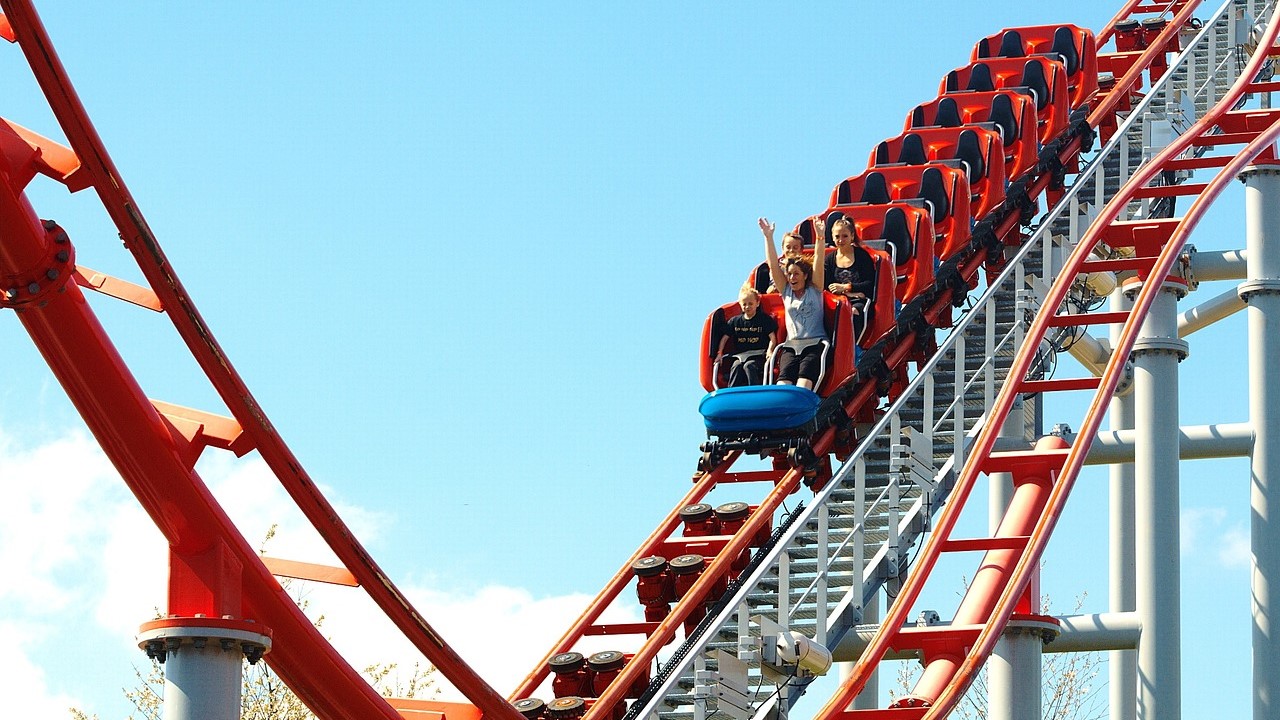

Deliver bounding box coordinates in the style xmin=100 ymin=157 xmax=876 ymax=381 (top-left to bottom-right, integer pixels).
xmin=1129 ymin=275 xmax=1188 ymax=720
xmin=1240 ymin=164 xmax=1280 ymax=720
xmin=139 ymin=621 xmax=270 ymax=720
xmin=989 ymin=620 xmax=1058 ymax=720
xmin=988 ymin=397 xmax=1034 ymax=720
xmin=850 ymin=591 xmax=879 ymax=710
xmin=1110 ymin=288 xmax=1138 ymax=720
xmin=990 ymin=397 xmax=1026 ymax=534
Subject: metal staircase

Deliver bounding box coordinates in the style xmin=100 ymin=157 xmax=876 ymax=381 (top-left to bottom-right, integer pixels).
xmin=631 ymin=4 xmax=1261 ymax=720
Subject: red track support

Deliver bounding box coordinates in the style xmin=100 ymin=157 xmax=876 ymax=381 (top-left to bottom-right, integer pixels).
xmin=0 ymin=3 xmax=523 ymax=719
xmin=0 ymin=1 xmax=1252 ymax=719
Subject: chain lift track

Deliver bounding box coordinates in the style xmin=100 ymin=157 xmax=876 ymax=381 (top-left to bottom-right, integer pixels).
xmin=625 ymin=2 xmax=1278 ymax=720
xmin=515 ymin=3 xmax=1276 ymax=720
xmin=820 ymin=5 xmax=1280 ymax=719
xmin=0 ymin=1 xmax=1274 ymax=720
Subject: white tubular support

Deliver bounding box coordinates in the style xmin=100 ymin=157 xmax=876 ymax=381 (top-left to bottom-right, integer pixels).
xmin=831 ymin=612 xmax=1139 ymax=660
xmin=1241 ymin=163 xmax=1280 ymax=720
xmin=1086 ymin=421 xmax=1255 ymax=464
xmin=1129 ymin=276 xmax=1187 ymax=720
xmin=1109 ymin=286 xmax=1138 ymax=720
xmin=849 ymin=591 xmax=879 ymax=710
xmin=1052 ymin=612 xmax=1142 ymax=653
xmin=1186 ymin=247 xmax=1248 ymax=281
xmin=1065 ymin=329 xmax=1112 ymax=376
xmin=1178 ymin=285 xmax=1248 ymax=337
xmin=138 ymin=622 xmax=271 ymax=720
xmin=988 ymin=621 xmax=1053 ymax=720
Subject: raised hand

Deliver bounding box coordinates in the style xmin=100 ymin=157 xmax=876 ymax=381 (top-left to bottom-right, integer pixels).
xmin=758 ymin=217 xmax=776 ymax=239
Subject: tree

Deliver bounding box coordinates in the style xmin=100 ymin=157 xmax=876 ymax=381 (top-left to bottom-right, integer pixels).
xmin=72 ymin=527 xmax=440 ymax=719
xmin=889 ymin=592 xmax=1106 ymax=720
xmin=75 ymin=656 xmax=438 ymax=720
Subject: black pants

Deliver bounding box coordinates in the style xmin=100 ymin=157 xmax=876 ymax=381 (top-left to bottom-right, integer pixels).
xmin=726 ymin=352 xmax=766 ymax=387
xmin=776 ymin=343 xmax=826 ymax=384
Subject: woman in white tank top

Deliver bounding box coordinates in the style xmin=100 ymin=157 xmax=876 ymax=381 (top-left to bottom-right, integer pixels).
xmin=760 ymin=217 xmax=829 ymax=390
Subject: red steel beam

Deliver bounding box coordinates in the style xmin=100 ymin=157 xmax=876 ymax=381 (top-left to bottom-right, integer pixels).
xmin=0 ymin=2 xmax=523 ymax=719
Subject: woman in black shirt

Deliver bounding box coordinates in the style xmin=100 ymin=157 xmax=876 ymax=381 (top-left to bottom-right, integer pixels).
xmin=823 ymin=217 xmax=875 ymax=341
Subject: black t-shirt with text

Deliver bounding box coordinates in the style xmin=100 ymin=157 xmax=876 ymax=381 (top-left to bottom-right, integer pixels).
xmin=728 ymin=311 xmax=777 ymax=353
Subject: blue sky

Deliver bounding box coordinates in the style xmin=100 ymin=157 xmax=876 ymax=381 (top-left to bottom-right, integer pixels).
xmin=0 ymin=2 xmax=1259 ymax=718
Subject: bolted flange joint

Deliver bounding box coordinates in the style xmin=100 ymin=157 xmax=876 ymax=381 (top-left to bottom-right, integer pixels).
xmin=1121 ymin=274 xmax=1190 ymax=302
xmin=1238 ymin=278 xmax=1280 ymax=302
xmin=1129 ymin=335 xmax=1189 ymax=362
xmin=1006 ymin=613 xmax=1064 ymax=646
xmin=0 ymin=219 xmax=76 ymax=311
xmin=1238 ymin=163 xmax=1280 ymax=182
xmin=137 ymin=615 xmax=272 ymax=665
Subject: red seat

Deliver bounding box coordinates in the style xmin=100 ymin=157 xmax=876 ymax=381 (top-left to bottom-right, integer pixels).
xmin=907 ymin=90 xmax=1038 ymax=178
xmin=972 ymin=24 xmax=1098 ymax=110
xmin=699 ymin=292 xmax=856 ymax=396
xmin=823 ymin=204 xmax=935 ymax=304
xmin=830 ymin=164 xmax=971 ymax=261
xmin=941 ymin=56 xmax=1069 ymax=142
xmin=870 ymin=125 xmax=1007 ymax=220
xmin=793 ymin=216 xmax=897 ymax=348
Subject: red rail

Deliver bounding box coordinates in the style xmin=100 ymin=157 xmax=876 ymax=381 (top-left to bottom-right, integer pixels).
xmin=0 ymin=3 xmax=522 ymax=719
xmin=513 ymin=5 xmax=1196 ymax=720
xmin=814 ymin=4 xmax=1280 ymax=718
xmin=0 ymin=1 xmax=1231 ymax=720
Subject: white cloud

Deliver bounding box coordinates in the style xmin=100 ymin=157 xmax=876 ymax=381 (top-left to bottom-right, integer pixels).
xmin=0 ymin=427 xmax=645 ymax=714
xmin=299 ymin=580 xmax=643 ymax=701
xmin=0 ymin=619 xmax=84 ymax=716
xmin=1180 ymin=506 xmax=1227 ymax=554
xmin=0 ymin=429 xmax=116 ymax=614
xmin=1218 ymin=524 xmax=1251 ymax=569
xmin=1181 ymin=506 xmax=1252 ymax=571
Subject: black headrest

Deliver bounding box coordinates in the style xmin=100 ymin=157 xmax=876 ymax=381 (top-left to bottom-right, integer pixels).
xmin=918 ymin=166 xmax=950 ymax=221
xmin=752 ymin=263 xmax=771 ymax=294
xmin=988 ymin=92 xmax=1018 ymax=146
xmin=898 ymin=134 xmax=928 ymax=165
xmin=883 ymin=206 xmax=913 ymax=267
xmin=861 ymin=171 xmax=892 ymax=204
xmin=875 ymin=141 xmax=892 ymax=165
xmin=945 ymin=70 xmax=961 ymax=92
xmin=955 ymin=129 xmax=986 ymax=182
xmin=911 ymin=103 xmax=928 ymax=128
xmin=935 ymin=97 xmax=963 ymax=127
xmin=998 ymin=30 xmax=1025 ymax=58
xmin=967 ymin=63 xmax=996 ymax=92
xmin=1052 ymin=26 xmax=1080 ymax=76
xmin=836 ymin=180 xmax=853 ymax=205
xmin=825 ymin=210 xmax=849 ymax=246
xmin=1021 ymin=60 xmax=1050 ymax=110
xmin=798 ymin=218 xmax=816 ymax=245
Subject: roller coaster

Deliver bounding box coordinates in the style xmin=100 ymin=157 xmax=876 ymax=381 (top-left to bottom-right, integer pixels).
xmin=2 ymin=1 xmax=1279 ymax=719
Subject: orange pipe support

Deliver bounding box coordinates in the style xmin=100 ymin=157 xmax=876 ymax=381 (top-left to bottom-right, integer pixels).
xmin=901 ymin=439 xmax=1063 ymax=706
